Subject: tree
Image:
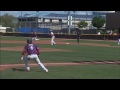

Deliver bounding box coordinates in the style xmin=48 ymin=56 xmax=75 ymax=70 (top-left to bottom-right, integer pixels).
xmin=92 ymin=16 xmax=106 ymax=39
xmin=77 ymin=21 xmax=88 ymax=29
xmin=0 ymin=13 xmax=17 ymax=28
xmin=92 ymin=16 xmax=105 ymax=29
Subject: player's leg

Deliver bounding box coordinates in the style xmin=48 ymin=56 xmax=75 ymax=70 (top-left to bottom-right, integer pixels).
xmin=78 ymin=37 xmax=80 ymax=44
xmin=34 ymin=55 xmax=48 ymax=72
xmin=118 ymin=39 xmax=119 ymax=45
xmin=35 ymin=38 xmax=39 ymax=40
xmin=52 ymin=37 xmax=54 ymax=45
xmin=36 ymin=38 xmax=39 ymax=40
xmin=35 ymin=37 xmax=39 ymax=40
xmin=53 ymin=36 xmax=56 ymax=45
xmin=32 ymin=37 xmax=35 ymax=40
xmin=118 ymin=39 xmax=120 ymax=45
xmin=23 ymin=56 xmax=30 ymax=71
xmin=77 ymin=37 xmax=79 ymax=44
xmin=51 ymin=37 xmax=53 ymax=45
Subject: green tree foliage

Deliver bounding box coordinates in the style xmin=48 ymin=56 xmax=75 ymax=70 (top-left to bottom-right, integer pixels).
xmin=0 ymin=13 xmax=17 ymax=28
xmin=77 ymin=21 xmax=88 ymax=28
xmin=92 ymin=16 xmax=105 ymax=29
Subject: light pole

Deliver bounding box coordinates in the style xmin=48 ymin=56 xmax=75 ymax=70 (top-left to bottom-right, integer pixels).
xmin=36 ymin=11 xmax=39 ymax=33
xmin=23 ymin=13 xmax=30 ymax=31
xmin=68 ymin=11 xmax=71 ymax=34
xmin=86 ymin=11 xmax=87 ymax=30
xmin=0 ymin=11 xmax=2 ymax=26
xmin=20 ymin=11 xmax=22 ymax=32
xmin=23 ymin=14 xmax=27 ymax=30
xmin=73 ymin=11 xmax=76 ymax=29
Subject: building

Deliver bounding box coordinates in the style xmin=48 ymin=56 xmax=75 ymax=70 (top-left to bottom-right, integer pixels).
xmin=0 ymin=25 xmax=11 ymax=32
xmin=106 ymin=11 xmax=120 ymax=30
xmin=17 ymin=11 xmax=115 ymax=33
xmin=17 ymin=13 xmax=93 ymax=31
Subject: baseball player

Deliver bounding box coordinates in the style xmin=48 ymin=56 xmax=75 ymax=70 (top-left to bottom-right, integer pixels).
xmin=32 ymin=32 xmax=39 ymax=40
xmin=50 ymin=30 xmax=56 ymax=45
xmin=75 ymin=30 xmax=81 ymax=45
xmin=118 ymin=33 xmax=120 ymax=45
xmin=20 ymin=38 xmax=48 ymax=72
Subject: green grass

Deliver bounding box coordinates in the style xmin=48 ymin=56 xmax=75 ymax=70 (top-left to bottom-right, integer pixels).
xmin=0 ymin=36 xmax=29 ymax=40
xmin=0 ymin=36 xmax=120 ymax=79
xmin=1 ymin=43 xmax=24 ymax=47
xmin=1 ymin=51 xmax=21 ymax=64
xmin=1 ymin=44 xmax=120 ymax=64
xmin=0 ymin=36 xmax=49 ymax=40
xmin=64 ymin=39 xmax=118 ymax=46
xmin=1 ymin=64 xmax=120 ymax=79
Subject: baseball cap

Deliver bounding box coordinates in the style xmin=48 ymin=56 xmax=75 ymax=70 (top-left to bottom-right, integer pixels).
xmin=27 ymin=38 xmax=32 ymax=44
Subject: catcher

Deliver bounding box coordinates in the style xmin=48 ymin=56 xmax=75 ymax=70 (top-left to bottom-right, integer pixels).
xmin=20 ymin=38 xmax=48 ymax=72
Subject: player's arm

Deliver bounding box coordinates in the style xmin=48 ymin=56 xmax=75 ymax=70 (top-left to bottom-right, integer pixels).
xmin=20 ymin=46 xmax=27 ymax=61
xmin=50 ymin=32 xmax=54 ymax=37
xmin=37 ymin=48 xmax=40 ymax=55
xmin=35 ymin=34 xmax=38 ymax=38
xmin=20 ymin=50 xmax=26 ymax=61
xmin=35 ymin=45 xmax=40 ymax=57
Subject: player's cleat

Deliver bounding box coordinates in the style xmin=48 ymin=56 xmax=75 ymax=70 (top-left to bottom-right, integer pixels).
xmin=53 ymin=43 xmax=56 ymax=45
xmin=45 ymin=69 xmax=48 ymax=72
xmin=25 ymin=67 xmax=30 ymax=72
xmin=35 ymin=39 xmax=39 ymax=40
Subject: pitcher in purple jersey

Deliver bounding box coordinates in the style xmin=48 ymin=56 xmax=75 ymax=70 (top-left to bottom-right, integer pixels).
xmin=20 ymin=38 xmax=48 ymax=72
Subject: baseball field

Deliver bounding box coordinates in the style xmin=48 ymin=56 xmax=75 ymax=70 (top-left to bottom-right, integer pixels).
xmin=0 ymin=36 xmax=120 ymax=79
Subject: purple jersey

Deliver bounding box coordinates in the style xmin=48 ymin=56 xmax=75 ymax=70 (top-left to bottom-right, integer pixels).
xmin=118 ymin=34 xmax=120 ymax=39
xmin=23 ymin=44 xmax=39 ymax=55
xmin=33 ymin=33 xmax=37 ymax=37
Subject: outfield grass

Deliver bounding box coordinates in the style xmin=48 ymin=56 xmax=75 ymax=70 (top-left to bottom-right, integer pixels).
xmin=64 ymin=39 xmax=118 ymax=46
xmin=1 ymin=43 xmax=24 ymax=47
xmin=1 ymin=44 xmax=120 ymax=64
xmin=0 ymin=36 xmax=120 ymax=79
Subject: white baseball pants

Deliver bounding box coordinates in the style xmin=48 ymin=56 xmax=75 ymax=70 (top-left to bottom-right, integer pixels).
xmin=23 ymin=54 xmax=47 ymax=71
xmin=118 ymin=39 xmax=120 ymax=45
xmin=51 ymin=36 xmax=56 ymax=45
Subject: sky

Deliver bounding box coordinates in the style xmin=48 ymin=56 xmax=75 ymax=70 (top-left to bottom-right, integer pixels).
xmin=0 ymin=11 xmax=115 ymax=17
xmin=0 ymin=11 xmax=92 ymax=17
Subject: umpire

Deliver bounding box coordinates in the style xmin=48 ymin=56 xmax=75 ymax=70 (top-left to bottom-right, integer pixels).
xmin=76 ymin=30 xmax=81 ymax=45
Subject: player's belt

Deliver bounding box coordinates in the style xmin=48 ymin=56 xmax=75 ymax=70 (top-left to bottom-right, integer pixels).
xmin=30 ymin=54 xmax=37 ymax=55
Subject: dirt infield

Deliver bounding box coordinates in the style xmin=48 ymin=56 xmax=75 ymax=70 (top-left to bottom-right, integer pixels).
xmin=0 ymin=39 xmax=120 ymax=71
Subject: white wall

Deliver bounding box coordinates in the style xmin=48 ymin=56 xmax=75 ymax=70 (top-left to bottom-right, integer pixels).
xmin=0 ymin=29 xmax=6 ymax=32
xmin=0 ymin=26 xmax=10 ymax=32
